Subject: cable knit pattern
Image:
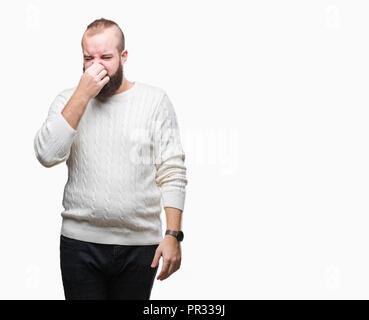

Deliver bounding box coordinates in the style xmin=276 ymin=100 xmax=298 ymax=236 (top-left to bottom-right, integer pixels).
xmin=34 ymin=81 xmax=187 ymax=245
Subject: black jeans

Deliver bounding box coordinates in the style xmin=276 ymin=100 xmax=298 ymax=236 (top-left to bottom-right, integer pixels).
xmin=59 ymin=234 xmax=159 ymax=300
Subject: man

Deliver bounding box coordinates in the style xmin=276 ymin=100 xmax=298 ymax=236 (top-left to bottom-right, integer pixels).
xmin=33 ymin=18 xmax=187 ymax=300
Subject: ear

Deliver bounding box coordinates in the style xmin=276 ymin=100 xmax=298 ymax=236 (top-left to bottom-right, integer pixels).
xmin=121 ymin=49 xmax=128 ymax=62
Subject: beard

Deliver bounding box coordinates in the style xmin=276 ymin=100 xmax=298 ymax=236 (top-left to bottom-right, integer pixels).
xmin=83 ymin=61 xmax=123 ymax=101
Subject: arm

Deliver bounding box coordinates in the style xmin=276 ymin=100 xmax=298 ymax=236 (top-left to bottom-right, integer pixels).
xmin=153 ymin=93 xmax=188 ymax=212
xmin=33 ymin=90 xmax=89 ymax=168
xmin=164 ymin=207 xmax=182 ymax=232
xmin=61 ymin=90 xmax=90 ymax=130
xmin=34 ymin=61 xmax=109 ymax=168
xmin=150 ymin=93 xmax=187 ymax=281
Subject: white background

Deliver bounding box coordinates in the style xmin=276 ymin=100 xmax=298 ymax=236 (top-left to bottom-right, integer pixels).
xmin=0 ymin=0 xmax=368 ymax=299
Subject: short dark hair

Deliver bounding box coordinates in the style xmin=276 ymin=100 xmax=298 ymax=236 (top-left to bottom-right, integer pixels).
xmin=82 ymin=18 xmax=125 ymax=54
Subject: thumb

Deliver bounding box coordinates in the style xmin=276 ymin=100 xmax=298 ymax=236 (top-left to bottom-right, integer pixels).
xmin=151 ymin=248 xmax=161 ymax=268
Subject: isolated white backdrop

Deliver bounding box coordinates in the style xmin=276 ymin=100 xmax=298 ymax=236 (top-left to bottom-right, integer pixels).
xmin=0 ymin=0 xmax=368 ymax=299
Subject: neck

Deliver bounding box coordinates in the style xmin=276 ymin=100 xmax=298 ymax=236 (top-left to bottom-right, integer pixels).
xmin=115 ymin=77 xmax=133 ymax=95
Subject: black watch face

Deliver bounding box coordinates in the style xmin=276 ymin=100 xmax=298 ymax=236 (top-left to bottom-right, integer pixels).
xmin=177 ymin=231 xmax=184 ymax=241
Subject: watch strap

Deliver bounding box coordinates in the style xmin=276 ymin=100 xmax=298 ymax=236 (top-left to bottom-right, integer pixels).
xmin=165 ymin=230 xmax=184 ymax=241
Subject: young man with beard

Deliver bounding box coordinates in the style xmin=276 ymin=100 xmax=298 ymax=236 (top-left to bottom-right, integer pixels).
xmin=34 ymin=18 xmax=187 ymax=300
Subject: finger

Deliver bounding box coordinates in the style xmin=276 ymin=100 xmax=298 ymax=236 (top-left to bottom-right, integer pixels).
xmin=166 ymin=258 xmax=180 ymax=280
xmin=97 ymin=69 xmax=108 ymax=80
xmin=87 ymin=60 xmax=100 ymax=71
xmin=164 ymin=262 xmax=176 ymax=280
xmin=94 ymin=63 xmax=105 ymax=73
xmin=100 ymin=75 xmax=110 ymax=86
xmin=157 ymin=259 xmax=170 ymax=280
xmin=151 ymin=248 xmax=161 ymax=268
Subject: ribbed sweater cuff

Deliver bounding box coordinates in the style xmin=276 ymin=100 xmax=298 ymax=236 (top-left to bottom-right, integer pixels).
xmin=162 ymin=189 xmax=186 ymax=212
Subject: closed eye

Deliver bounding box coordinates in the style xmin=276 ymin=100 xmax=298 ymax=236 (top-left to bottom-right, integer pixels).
xmin=84 ymin=57 xmax=112 ymax=60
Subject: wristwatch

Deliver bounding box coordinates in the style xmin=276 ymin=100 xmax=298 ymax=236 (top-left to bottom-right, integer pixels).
xmin=165 ymin=230 xmax=184 ymax=242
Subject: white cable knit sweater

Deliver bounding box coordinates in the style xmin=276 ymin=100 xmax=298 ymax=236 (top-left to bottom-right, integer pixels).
xmin=34 ymin=81 xmax=187 ymax=245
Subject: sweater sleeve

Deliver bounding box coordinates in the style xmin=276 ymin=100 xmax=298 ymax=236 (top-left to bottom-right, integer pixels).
xmin=153 ymin=93 xmax=188 ymax=212
xmin=34 ymin=92 xmax=78 ymax=168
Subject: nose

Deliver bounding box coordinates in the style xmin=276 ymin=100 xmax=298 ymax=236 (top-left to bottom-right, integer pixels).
xmin=87 ymin=59 xmax=107 ymax=69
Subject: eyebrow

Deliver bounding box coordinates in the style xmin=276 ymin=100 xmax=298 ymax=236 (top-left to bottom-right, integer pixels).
xmin=83 ymin=53 xmax=113 ymax=58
